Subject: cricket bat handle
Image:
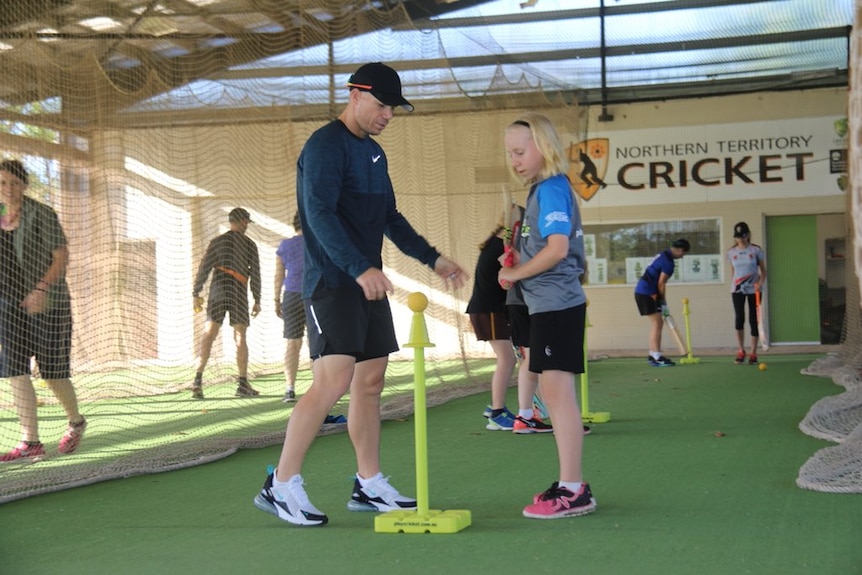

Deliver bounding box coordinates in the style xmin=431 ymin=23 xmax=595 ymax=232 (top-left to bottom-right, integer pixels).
xmin=502 ymin=249 xmax=514 ymax=268
xmin=499 ymin=248 xmax=515 ymax=290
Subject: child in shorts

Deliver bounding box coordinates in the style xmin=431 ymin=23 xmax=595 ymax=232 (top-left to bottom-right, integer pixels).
xmin=497 ymin=113 xmax=597 ymax=519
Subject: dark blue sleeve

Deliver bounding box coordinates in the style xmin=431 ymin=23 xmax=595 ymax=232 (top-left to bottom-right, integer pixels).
xmin=383 ymin=192 xmax=440 ymax=269
xmin=248 ymin=239 xmax=261 ymax=303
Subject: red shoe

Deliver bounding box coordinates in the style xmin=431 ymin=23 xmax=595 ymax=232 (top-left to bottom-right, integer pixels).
xmin=734 ymin=350 xmax=746 ymax=364
xmin=58 ymin=419 xmax=87 ymax=454
xmin=513 ymin=415 xmax=554 ymax=434
xmin=0 ymin=441 xmax=46 ymax=462
xmin=748 ymin=354 xmax=758 ymax=365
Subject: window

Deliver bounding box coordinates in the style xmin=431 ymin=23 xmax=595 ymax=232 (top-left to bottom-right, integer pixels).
xmin=584 ymin=219 xmax=722 ymax=286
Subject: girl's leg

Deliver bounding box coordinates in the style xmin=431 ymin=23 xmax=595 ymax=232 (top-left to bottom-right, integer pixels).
xmin=539 ymin=370 xmax=583 ymax=483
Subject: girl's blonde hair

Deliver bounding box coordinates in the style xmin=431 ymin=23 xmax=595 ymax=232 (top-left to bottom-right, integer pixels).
xmin=506 ymin=112 xmax=569 ymax=184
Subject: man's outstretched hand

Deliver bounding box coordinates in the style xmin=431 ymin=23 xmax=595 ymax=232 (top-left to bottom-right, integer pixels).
xmin=434 ymin=256 xmax=468 ymax=290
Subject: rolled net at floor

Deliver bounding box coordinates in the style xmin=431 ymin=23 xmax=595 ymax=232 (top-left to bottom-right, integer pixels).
xmin=796 ymin=248 xmax=862 ymax=493
xmin=0 ymin=2 xmax=585 ymax=502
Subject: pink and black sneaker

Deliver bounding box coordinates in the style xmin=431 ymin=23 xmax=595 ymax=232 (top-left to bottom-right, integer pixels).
xmin=523 ymin=481 xmax=597 ymax=519
xmin=58 ymin=419 xmax=87 ymax=454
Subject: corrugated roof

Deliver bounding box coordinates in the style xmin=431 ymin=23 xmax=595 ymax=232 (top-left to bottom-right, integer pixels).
xmin=0 ymin=0 xmax=852 ymax=124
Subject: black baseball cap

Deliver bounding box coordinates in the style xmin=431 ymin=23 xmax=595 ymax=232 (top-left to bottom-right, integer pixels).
xmin=733 ymin=222 xmax=750 ymax=238
xmin=347 ymin=62 xmax=414 ymax=112
xmin=228 ymin=207 xmax=252 ymax=223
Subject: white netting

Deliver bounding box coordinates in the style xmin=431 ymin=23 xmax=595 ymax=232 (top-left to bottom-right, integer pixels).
xmin=797 ymin=422 xmax=862 ymax=494
xmin=796 ymin=0 xmax=862 ymax=494
xmin=0 ymin=1 xmax=588 ymax=503
xmin=800 ymin=353 xmax=850 ymax=377
xmin=799 ymin=387 xmax=862 ymax=444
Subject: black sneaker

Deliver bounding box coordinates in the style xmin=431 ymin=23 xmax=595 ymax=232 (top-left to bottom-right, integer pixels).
xmin=347 ymin=474 xmax=417 ymax=512
xmin=513 ymin=415 xmax=554 ymax=434
xmin=235 ymin=381 xmax=260 ymax=397
xmin=253 ymin=471 xmax=328 ymax=526
xmin=651 ymin=355 xmax=675 ymax=367
xmin=282 ymin=389 xmax=296 ymax=403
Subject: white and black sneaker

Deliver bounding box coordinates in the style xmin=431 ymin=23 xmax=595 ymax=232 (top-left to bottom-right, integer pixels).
xmin=347 ymin=473 xmax=417 ymax=512
xmin=253 ymin=471 xmax=328 ymax=526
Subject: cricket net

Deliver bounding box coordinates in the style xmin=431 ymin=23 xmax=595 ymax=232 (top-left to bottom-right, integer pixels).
xmin=0 ymin=1 xmax=583 ymax=503
xmin=796 ymin=5 xmax=862 ymax=494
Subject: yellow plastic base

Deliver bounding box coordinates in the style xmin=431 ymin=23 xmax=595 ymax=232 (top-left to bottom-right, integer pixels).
xmin=374 ymin=509 xmax=472 ymax=534
xmin=679 ymin=357 xmax=701 ymax=364
xmin=583 ymin=411 xmax=611 ymax=423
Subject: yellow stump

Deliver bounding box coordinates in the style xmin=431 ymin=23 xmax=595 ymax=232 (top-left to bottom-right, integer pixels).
xmin=580 ymin=308 xmax=611 ymax=424
xmin=374 ymin=292 xmax=471 ymax=534
xmin=679 ymin=298 xmax=701 ymax=364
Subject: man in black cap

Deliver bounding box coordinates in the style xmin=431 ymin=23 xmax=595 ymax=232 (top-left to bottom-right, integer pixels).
xmin=253 ymin=62 xmax=467 ymax=526
xmin=191 ymin=207 xmax=261 ymax=398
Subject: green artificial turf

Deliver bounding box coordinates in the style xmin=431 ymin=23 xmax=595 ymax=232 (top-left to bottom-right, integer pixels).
xmin=1 ymin=355 xmax=860 ymax=575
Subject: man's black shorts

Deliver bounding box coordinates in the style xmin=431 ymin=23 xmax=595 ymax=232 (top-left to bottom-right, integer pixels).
xmin=305 ymin=288 xmax=398 ymax=362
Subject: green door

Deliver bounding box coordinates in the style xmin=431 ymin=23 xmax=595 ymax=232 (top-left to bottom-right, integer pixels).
xmin=765 ymin=215 xmax=820 ymax=343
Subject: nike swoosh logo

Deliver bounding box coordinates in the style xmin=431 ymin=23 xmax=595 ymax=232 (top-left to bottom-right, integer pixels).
xmin=372 ymin=155 xmax=381 ymax=163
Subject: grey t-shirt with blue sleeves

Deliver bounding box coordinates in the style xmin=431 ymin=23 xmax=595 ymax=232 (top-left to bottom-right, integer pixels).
xmin=519 ymin=174 xmax=586 ymax=315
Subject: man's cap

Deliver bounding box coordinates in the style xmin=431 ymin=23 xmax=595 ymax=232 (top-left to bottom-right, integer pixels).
xmin=347 ymin=62 xmax=414 ymax=112
xmin=229 ymin=207 xmax=252 ymax=223
xmin=733 ymin=221 xmax=750 ymax=238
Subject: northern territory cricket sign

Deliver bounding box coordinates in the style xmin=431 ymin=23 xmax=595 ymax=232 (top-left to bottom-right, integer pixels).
xmin=567 ymin=117 xmax=847 ymax=206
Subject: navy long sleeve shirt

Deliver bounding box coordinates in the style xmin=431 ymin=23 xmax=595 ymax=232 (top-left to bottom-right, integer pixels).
xmin=296 ymin=120 xmax=440 ymax=298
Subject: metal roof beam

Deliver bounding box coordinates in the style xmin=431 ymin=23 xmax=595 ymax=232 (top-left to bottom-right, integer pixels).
xmin=204 ymin=27 xmax=850 ymax=80
xmin=406 ymin=0 xmax=785 ymax=29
